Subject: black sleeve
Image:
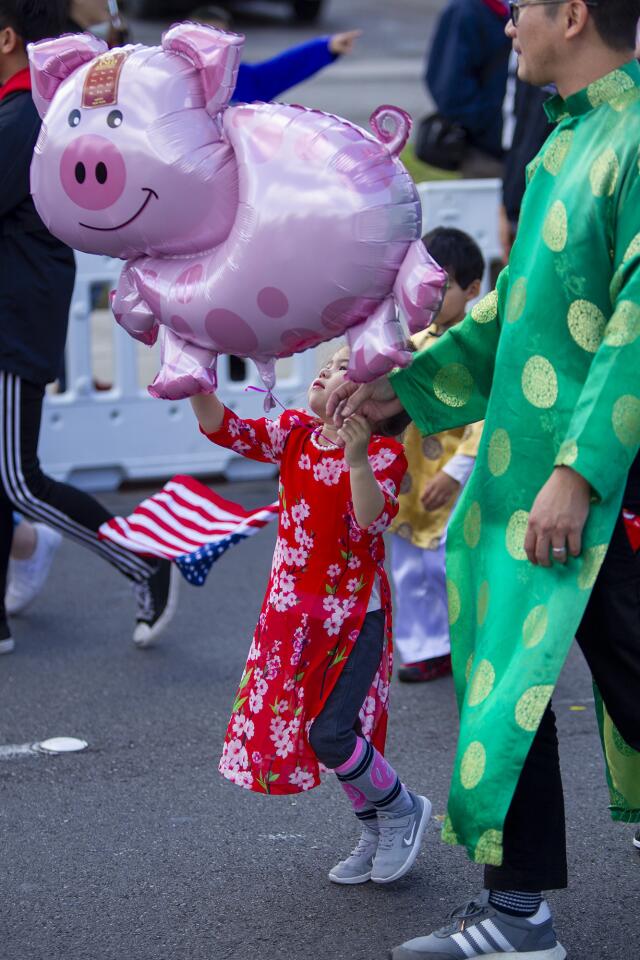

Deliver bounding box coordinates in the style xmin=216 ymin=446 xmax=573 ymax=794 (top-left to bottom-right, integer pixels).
xmin=502 ymin=81 xmax=551 ymax=223
xmin=0 ymin=93 xmax=41 ymax=221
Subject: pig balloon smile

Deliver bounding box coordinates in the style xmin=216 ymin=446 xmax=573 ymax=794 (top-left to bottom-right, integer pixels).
xmin=28 ymin=25 xmax=446 ymax=403
xmin=79 ymin=187 xmax=159 ymax=231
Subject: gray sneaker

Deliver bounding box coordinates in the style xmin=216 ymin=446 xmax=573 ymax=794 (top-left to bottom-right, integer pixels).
xmin=389 ymin=890 xmax=567 ymax=959
xmin=329 ymin=821 xmax=379 ymax=884
xmin=633 ymin=828 xmax=640 ymax=850
xmin=371 ymin=793 xmax=431 ymax=884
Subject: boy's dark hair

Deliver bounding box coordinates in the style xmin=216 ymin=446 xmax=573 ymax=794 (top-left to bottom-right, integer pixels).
xmin=589 ymin=0 xmax=640 ymax=50
xmin=0 ymin=0 xmax=67 ymax=43
xmin=422 ymin=226 xmax=485 ymax=290
xmin=189 ymin=4 xmax=232 ymax=27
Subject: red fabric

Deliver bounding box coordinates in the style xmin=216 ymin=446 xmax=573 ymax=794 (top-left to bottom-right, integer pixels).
xmin=481 ymin=0 xmax=510 ymax=18
xmin=0 ymin=67 xmax=31 ymax=103
xmin=205 ymin=407 xmax=407 ymax=795
xmin=623 ymin=509 xmax=640 ymax=552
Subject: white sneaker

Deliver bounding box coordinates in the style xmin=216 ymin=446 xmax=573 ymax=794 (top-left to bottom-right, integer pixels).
xmin=5 ymin=524 xmax=62 ymax=616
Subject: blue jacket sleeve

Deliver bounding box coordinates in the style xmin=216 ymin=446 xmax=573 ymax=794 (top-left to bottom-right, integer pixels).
xmin=232 ymin=36 xmax=337 ymax=103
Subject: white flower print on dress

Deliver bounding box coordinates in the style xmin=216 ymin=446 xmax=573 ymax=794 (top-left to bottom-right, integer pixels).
xmin=368 ymin=447 xmax=397 ymax=472
xmin=298 ymin=453 xmax=311 ymax=470
xmin=313 ymin=457 xmax=347 ymax=486
xmin=288 ymin=766 xmax=315 ymax=791
xmin=291 ymin=500 xmax=310 ymax=524
xmin=249 ymin=689 xmax=263 ymax=714
xmin=280 ymin=509 xmax=291 ymax=529
xmin=232 ymin=440 xmax=252 ymax=455
xmin=327 ymin=563 xmax=341 ymax=579
xmin=367 ymin=513 xmax=389 ymax=536
xmin=233 ymin=770 xmax=254 ymax=788
xmin=347 ymin=556 xmax=361 ymax=570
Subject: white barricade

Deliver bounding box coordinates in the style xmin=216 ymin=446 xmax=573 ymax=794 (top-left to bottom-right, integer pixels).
xmin=417 ymin=178 xmax=502 ymax=295
xmin=40 ymin=252 xmax=316 ymax=490
xmin=40 ymin=181 xmax=502 ymax=492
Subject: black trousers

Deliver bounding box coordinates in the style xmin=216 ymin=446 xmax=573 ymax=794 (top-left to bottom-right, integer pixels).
xmin=0 ymin=371 xmax=154 ymax=621
xmin=485 ymin=518 xmax=640 ymax=891
xmin=309 ymin=610 xmax=385 ymax=769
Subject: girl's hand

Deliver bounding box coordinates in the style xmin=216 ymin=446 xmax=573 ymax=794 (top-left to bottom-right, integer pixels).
xmin=329 ymin=30 xmax=362 ymax=55
xmin=338 ymin=415 xmax=372 ymax=468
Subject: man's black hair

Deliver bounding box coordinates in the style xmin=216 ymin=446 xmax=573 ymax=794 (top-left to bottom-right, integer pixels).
xmin=0 ymin=0 xmax=67 ymax=43
xmin=422 ymin=226 xmax=485 ymax=290
xmin=589 ymin=0 xmax=640 ymax=51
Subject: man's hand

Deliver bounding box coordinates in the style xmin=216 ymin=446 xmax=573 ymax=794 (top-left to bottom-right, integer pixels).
xmin=524 ymin=466 xmax=592 ymax=567
xmin=421 ymin=471 xmax=460 ymax=511
xmin=327 ymin=375 xmax=403 ymax=432
xmin=329 ymin=30 xmax=362 ymax=55
xmin=338 ymin=415 xmax=372 ymax=467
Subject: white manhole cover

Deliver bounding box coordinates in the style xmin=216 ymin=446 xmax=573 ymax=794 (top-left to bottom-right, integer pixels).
xmin=33 ymin=737 xmax=88 ymax=754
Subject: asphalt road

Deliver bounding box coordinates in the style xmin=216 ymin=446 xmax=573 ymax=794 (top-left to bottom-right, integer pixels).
xmin=0 ymin=478 xmax=638 ymax=960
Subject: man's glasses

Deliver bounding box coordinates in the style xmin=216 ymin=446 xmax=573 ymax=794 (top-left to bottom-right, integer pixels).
xmin=509 ymin=0 xmax=598 ymax=25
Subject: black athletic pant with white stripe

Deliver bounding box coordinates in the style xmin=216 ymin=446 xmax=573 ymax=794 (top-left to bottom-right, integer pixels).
xmin=485 ymin=517 xmax=640 ymax=892
xmin=0 ymin=372 xmax=154 ymax=619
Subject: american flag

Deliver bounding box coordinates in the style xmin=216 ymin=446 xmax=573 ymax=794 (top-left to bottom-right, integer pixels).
xmin=99 ymin=475 xmax=278 ymax=585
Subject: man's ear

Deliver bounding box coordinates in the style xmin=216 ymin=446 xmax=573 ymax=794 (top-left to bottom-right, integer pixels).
xmin=464 ymin=278 xmax=482 ymax=303
xmin=0 ymin=26 xmax=20 ymax=56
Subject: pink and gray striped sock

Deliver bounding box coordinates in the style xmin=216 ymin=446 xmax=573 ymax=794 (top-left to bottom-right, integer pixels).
xmin=335 ymin=736 xmax=413 ymax=818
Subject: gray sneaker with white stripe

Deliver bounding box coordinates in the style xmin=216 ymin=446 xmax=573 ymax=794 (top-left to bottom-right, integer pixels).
xmin=390 ymin=890 xmax=566 ymax=960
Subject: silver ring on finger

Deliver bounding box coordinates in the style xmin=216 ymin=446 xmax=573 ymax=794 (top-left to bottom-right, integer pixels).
xmin=552 ymin=546 xmax=568 ymax=556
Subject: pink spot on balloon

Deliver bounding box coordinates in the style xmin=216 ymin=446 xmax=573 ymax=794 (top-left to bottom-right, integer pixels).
xmin=257 ymin=286 xmax=289 ymax=319
xmin=280 ymin=328 xmax=322 ymax=352
xmin=169 ymin=315 xmax=193 ymax=336
xmin=205 ymin=309 xmax=258 ymax=354
xmin=371 ymin=753 xmax=395 ymax=790
xmin=336 ymin=142 xmax=395 ymax=195
xmin=321 ymin=296 xmax=379 ymax=334
xmin=246 ymin=123 xmax=284 ymax=164
xmin=173 ymin=264 xmax=204 ymax=305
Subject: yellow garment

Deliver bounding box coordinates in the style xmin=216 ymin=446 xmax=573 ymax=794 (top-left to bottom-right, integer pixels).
xmin=390 ymin=328 xmax=483 ymax=549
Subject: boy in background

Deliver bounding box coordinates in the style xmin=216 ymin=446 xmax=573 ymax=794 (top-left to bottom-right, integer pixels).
xmin=390 ymin=228 xmax=484 ymax=683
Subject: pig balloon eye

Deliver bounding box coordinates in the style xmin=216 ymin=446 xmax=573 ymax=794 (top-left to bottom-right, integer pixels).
xmin=68 ymin=109 xmax=81 ymax=128
xmin=107 ymin=110 xmax=123 ymax=129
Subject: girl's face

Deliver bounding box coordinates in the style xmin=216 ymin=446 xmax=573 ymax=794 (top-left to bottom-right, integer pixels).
xmin=308 ymin=347 xmax=350 ymax=419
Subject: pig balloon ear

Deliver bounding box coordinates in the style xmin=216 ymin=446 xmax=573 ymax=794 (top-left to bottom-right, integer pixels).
xmin=28 ymin=33 xmax=108 ymax=119
xmin=162 ymin=23 xmax=244 ymax=116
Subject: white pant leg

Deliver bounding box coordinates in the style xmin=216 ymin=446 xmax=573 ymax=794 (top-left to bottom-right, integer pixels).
xmin=390 ymin=535 xmax=451 ymax=664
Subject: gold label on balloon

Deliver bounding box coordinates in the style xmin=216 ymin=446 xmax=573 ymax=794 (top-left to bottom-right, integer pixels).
xmin=82 ymin=51 xmax=129 ymax=109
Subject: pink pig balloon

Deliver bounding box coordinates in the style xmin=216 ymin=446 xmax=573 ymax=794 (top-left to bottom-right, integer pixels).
xmin=28 ymin=24 xmax=446 ymax=404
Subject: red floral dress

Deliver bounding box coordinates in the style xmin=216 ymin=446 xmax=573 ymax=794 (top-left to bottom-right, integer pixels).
xmin=204 ymin=406 xmax=407 ymax=795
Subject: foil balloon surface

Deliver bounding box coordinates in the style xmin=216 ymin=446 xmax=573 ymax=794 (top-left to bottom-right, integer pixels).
xmin=28 ymin=24 xmax=446 ymax=402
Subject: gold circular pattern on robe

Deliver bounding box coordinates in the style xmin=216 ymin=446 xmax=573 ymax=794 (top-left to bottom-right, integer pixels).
xmin=463 ymin=501 xmax=482 ymax=549
xmin=433 ymin=363 xmax=474 ymax=408
xmin=577 ymin=544 xmax=608 ymax=589
xmin=556 ymin=438 xmax=578 ymax=466
xmin=543 ymin=131 xmax=573 ymax=175
xmin=505 ymin=509 xmax=530 ymax=561
xmin=567 ymin=300 xmax=607 ymax=353
xmin=623 ymin=232 xmax=640 ymax=263
xmin=465 ymin=653 xmax=474 ymax=682
xmin=471 ymin=289 xmax=498 ymax=324
xmin=612 ymin=394 xmax=640 ymax=447
xmin=589 ymin=148 xmax=619 ymax=197
xmin=515 ymin=684 xmax=554 ymax=732
xmin=477 ymin=580 xmax=490 ymax=626
xmin=460 ymin=741 xmax=486 ymax=789
xmin=468 ymin=658 xmax=495 ymax=706
xmin=422 ymin=436 xmax=444 ymax=460
xmin=474 ymin=829 xmax=503 ymax=866
xmin=521 ymin=356 xmax=558 ymax=409
xmin=522 ymin=604 xmax=548 ymax=649
xmin=542 ymin=200 xmax=568 ymax=252
xmin=442 ymin=815 xmax=459 ymax=845
xmin=506 ymin=278 xmax=527 ymax=324
xmin=587 ymin=70 xmax=635 ymax=108
xmin=488 ymin=428 xmax=511 ymax=476
xmin=604 ymin=301 xmax=640 ymax=347
xmin=399 ymin=472 xmax=412 ymax=494
xmin=447 ymin=579 xmax=461 ymax=625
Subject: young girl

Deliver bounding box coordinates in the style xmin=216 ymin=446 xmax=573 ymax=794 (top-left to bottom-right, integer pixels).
xmin=191 ymin=345 xmax=431 ymax=886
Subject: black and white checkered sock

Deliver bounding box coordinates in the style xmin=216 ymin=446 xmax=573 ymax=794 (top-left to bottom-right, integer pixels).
xmin=489 ymin=889 xmax=543 ymax=917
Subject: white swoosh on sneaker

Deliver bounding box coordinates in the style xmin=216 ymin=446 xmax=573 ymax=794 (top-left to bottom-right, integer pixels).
xmin=402 ymin=823 xmax=416 ymax=847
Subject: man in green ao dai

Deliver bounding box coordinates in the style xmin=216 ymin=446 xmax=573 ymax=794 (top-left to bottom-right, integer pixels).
xmin=329 ymin=0 xmax=640 ymax=957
